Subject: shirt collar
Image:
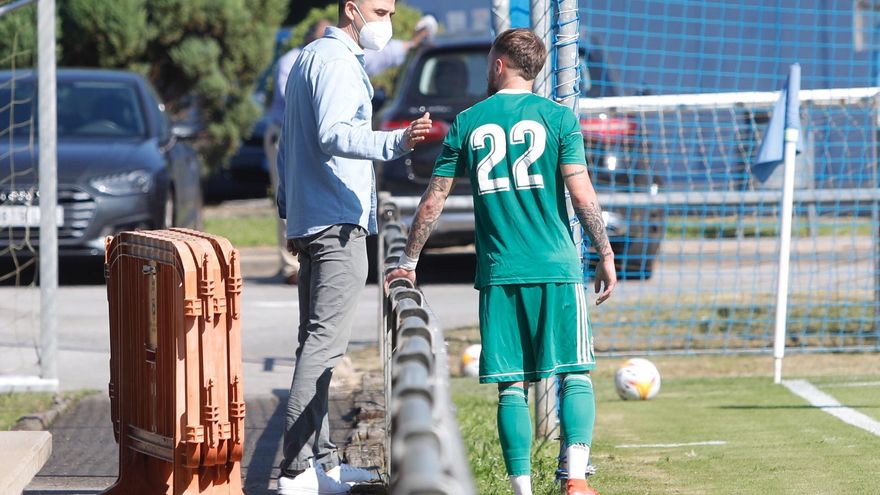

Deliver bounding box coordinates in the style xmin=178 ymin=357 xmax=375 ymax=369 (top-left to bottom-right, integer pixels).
xmin=496 ymin=89 xmax=533 ymax=95
xmin=324 ymin=26 xmax=364 ymax=57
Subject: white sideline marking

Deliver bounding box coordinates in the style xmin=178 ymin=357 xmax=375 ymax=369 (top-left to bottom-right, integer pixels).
xmin=782 ymin=379 xmax=880 ymax=437
xmin=615 ymin=441 xmax=727 ymax=449
xmin=821 ymin=381 xmax=880 ymax=389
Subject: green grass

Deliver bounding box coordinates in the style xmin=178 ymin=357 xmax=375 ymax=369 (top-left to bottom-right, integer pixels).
xmin=203 ymin=215 xmax=276 ymax=247
xmin=663 ymin=216 xmax=873 ymax=239
xmin=452 ymin=354 xmax=880 ymax=494
xmin=0 ymin=392 xmax=56 ymax=430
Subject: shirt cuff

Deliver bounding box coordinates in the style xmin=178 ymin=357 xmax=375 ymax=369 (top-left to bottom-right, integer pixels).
xmin=394 ymin=129 xmax=411 ymax=155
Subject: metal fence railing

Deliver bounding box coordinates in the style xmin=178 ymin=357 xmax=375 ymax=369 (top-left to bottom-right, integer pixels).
xmin=378 ymin=199 xmax=476 ymax=494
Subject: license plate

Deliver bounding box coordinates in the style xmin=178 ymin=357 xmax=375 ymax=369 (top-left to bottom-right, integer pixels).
xmin=0 ymin=205 xmax=64 ymax=227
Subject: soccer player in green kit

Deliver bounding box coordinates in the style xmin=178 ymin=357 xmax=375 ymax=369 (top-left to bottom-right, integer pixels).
xmin=385 ymin=28 xmax=617 ymax=495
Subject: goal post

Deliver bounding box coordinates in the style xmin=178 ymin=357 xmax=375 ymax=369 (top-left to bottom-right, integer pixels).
xmin=37 ymin=0 xmax=57 ymax=387
xmin=0 ymin=0 xmax=58 ymax=392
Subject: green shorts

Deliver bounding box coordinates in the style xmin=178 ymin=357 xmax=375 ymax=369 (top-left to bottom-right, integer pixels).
xmin=478 ymin=282 xmax=595 ymax=384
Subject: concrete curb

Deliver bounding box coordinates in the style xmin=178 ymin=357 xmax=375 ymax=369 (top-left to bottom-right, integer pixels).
xmin=12 ymin=393 xmax=78 ymax=432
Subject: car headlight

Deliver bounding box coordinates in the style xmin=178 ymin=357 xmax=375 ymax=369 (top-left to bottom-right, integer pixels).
xmin=90 ymin=170 xmax=153 ymax=195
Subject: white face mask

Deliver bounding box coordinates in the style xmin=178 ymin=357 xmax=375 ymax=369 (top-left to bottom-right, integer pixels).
xmin=352 ymin=3 xmax=393 ymax=51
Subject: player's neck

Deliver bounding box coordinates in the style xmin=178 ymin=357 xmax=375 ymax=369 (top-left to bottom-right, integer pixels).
xmin=496 ymin=77 xmax=534 ymax=94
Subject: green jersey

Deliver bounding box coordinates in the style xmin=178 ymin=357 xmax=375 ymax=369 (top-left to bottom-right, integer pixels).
xmin=433 ymin=90 xmax=587 ymax=288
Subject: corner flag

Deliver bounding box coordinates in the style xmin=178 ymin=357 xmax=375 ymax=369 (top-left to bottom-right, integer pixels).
xmin=753 ymin=64 xmax=803 ymax=183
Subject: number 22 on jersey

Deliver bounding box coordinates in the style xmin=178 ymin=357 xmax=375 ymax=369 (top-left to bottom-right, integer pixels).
xmin=471 ymin=120 xmax=547 ymax=195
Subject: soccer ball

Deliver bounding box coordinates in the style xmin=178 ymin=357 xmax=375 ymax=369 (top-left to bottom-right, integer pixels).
xmin=614 ymin=358 xmax=661 ymax=400
xmin=460 ymin=344 xmax=481 ymax=377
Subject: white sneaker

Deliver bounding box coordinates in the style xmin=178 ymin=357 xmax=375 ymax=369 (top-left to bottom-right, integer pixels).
xmin=325 ymin=463 xmax=382 ymax=485
xmin=277 ymin=462 xmax=351 ymax=494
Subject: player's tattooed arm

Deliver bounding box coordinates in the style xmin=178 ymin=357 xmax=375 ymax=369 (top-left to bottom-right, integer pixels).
xmin=405 ymin=175 xmax=456 ymax=258
xmin=574 ymin=201 xmax=613 ymax=260
xmin=561 ymin=164 xmax=614 ymax=260
xmin=561 ymin=163 xmax=616 ymax=304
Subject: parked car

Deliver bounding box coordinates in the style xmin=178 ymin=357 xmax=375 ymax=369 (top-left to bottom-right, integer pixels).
xmin=202 ymin=114 xmax=272 ymax=204
xmin=0 ymin=69 xmax=203 ymax=262
xmin=376 ymin=35 xmax=665 ymax=279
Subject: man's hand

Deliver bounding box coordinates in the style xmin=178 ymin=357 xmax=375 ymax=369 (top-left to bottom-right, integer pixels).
xmin=403 ymin=112 xmax=432 ymax=150
xmin=594 ymin=255 xmax=617 ymax=305
xmin=384 ymin=267 xmax=416 ymax=291
xmin=286 ymin=239 xmax=299 ymax=257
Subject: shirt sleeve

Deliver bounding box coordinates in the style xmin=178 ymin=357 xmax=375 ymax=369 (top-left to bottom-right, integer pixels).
xmin=276 ymin=128 xmax=287 ymax=220
xmin=433 ymin=116 xmax=466 ymax=177
xmin=558 ymin=108 xmax=587 ymax=166
xmin=312 ymin=57 xmax=408 ymax=161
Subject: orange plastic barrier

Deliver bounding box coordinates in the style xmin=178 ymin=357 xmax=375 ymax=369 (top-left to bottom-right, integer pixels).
xmin=103 ymin=229 xmax=245 ymax=494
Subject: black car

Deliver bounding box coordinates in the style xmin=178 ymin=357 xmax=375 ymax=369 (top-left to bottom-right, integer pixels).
xmin=0 ymin=69 xmax=203 ymax=262
xmin=377 ymin=35 xmax=664 ymax=279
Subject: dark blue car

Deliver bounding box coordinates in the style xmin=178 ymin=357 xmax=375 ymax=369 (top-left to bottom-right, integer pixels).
xmin=0 ymin=69 xmax=203 ymax=262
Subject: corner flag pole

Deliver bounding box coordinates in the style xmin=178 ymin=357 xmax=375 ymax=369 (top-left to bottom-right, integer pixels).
xmin=772 ymin=64 xmax=802 ymax=384
xmin=773 ymin=126 xmax=798 ymax=384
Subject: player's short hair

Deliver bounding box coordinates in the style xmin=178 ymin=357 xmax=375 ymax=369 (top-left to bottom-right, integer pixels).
xmin=491 ymin=28 xmax=547 ymax=81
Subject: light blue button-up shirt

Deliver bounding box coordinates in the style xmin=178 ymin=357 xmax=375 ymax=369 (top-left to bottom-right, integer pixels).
xmin=277 ymin=26 xmax=409 ymax=238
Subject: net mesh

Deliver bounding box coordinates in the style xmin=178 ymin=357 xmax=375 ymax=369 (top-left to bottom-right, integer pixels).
xmin=572 ymin=1 xmax=880 ymax=355
xmin=580 ymin=90 xmax=879 ymax=356
xmin=0 ymin=2 xmax=41 ymax=378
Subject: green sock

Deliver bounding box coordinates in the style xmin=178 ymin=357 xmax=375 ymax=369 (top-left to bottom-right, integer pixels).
xmin=497 ymin=385 xmax=532 ymax=476
xmin=560 ymin=373 xmax=595 ymax=446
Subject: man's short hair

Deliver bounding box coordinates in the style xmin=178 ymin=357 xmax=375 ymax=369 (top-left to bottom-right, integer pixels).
xmin=491 ymin=28 xmax=547 ymax=81
xmin=338 ymin=0 xmax=352 ymax=19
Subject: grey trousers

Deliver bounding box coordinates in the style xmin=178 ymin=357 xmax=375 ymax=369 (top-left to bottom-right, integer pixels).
xmin=280 ymin=224 xmax=369 ymax=475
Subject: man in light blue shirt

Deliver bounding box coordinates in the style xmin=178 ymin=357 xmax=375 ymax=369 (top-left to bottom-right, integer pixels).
xmin=265 ymin=18 xmax=332 ymax=284
xmin=275 ymin=0 xmax=431 ymax=492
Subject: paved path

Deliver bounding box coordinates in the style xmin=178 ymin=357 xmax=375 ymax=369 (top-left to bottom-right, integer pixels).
xmin=23 ymin=390 xmax=357 ymax=494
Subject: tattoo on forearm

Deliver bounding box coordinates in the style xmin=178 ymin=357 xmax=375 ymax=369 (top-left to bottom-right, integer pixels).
xmin=428 ymin=177 xmax=449 ymax=193
xmin=575 ymin=201 xmax=612 ymax=258
xmin=562 ymin=169 xmax=586 ymax=178
xmin=405 ymin=176 xmax=453 ymax=257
